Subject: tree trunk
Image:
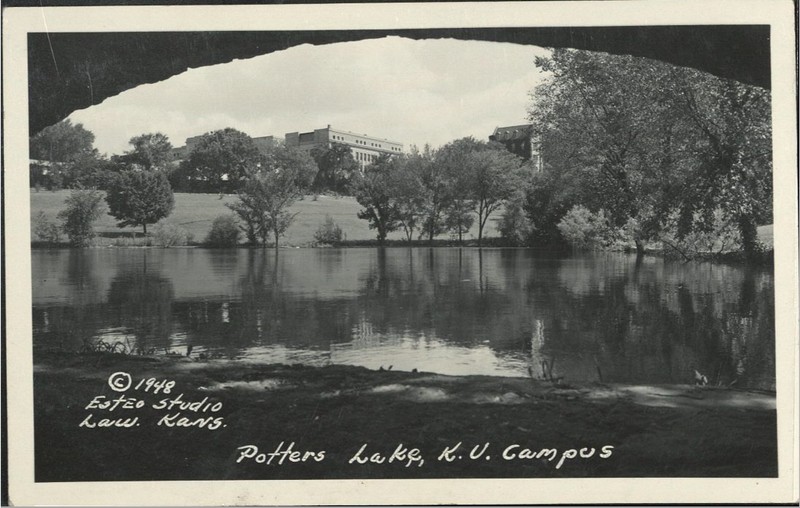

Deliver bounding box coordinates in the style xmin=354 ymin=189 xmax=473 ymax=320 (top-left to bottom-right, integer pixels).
xmin=634 ymin=238 xmax=645 ymax=258
xmin=738 ymin=215 xmax=758 ymax=261
xmin=274 ymin=229 xmax=280 ymax=251
xmin=143 ymin=223 xmax=148 ymax=235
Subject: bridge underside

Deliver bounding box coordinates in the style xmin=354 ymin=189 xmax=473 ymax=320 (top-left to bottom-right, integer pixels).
xmin=28 ymin=25 xmax=770 ymax=134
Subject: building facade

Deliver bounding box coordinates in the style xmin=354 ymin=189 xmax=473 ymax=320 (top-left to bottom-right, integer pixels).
xmin=489 ymin=124 xmax=543 ymax=171
xmin=285 ymin=125 xmax=403 ymax=171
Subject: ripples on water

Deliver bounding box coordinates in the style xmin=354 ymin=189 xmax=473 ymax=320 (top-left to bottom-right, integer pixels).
xmin=31 ymin=248 xmax=775 ymax=390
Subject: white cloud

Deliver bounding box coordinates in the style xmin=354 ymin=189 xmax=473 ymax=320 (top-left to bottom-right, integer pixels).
xmin=68 ymin=37 xmax=550 ymax=155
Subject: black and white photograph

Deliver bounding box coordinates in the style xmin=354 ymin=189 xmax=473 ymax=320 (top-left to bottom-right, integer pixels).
xmin=3 ymin=1 xmax=798 ymax=505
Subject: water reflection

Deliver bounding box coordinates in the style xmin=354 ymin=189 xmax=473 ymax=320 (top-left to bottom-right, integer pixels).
xmin=31 ymin=248 xmax=775 ymax=390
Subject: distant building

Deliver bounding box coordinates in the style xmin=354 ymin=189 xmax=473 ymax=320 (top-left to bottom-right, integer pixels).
xmin=285 ymin=125 xmax=403 ymax=171
xmin=489 ymin=124 xmax=543 ymax=171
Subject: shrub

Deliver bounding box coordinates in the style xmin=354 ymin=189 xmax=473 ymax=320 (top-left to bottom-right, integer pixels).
xmin=557 ymin=205 xmax=619 ymax=249
xmin=205 ymin=215 xmax=241 ymax=247
xmin=33 ymin=211 xmax=62 ymax=244
xmin=313 ymin=215 xmax=343 ymax=245
xmin=152 ymin=221 xmax=192 ymax=247
xmin=57 ymin=189 xmax=105 ymax=247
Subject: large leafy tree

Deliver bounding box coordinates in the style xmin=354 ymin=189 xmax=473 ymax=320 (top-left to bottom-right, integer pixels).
xmin=178 ymin=128 xmax=261 ymax=193
xmin=467 ymin=148 xmax=524 ymax=246
xmin=665 ymin=69 xmax=772 ymax=260
xmin=30 ymin=119 xmax=95 ymax=162
xmin=115 ymin=133 xmax=174 ymax=171
xmin=391 ymin=152 xmax=427 ymax=242
xmin=226 ymin=152 xmax=310 ymax=248
xmin=310 ymin=142 xmax=360 ymax=194
xmin=350 ymin=155 xmax=401 ymax=245
xmin=105 ymin=170 xmax=175 ymax=235
xmin=527 ymin=48 xmax=771 ymax=259
xmin=436 ymin=137 xmax=523 ymax=246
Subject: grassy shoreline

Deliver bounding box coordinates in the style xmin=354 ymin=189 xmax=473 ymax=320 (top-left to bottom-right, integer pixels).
xmin=34 ymin=353 xmax=776 ymax=481
xmin=31 ymin=190 xmax=773 ymax=260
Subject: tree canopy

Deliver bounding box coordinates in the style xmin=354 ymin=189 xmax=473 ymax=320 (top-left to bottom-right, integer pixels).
xmin=30 ymin=119 xmax=95 ymax=162
xmin=177 ymin=128 xmax=261 ymax=193
xmin=115 ymin=133 xmax=174 ymax=171
xmin=527 ymin=48 xmax=772 ymax=258
xmin=105 ymin=170 xmax=175 ymax=235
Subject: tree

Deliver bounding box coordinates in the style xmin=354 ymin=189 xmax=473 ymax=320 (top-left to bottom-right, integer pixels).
xmin=466 ymin=149 xmax=523 ymax=246
xmin=436 ymin=137 xmax=522 ymax=246
xmin=413 ymin=144 xmax=449 ymax=244
xmin=350 ymin=155 xmax=401 ymax=245
xmin=527 ymin=48 xmax=771 ymax=259
xmin=310 ymin=142 xmax=360 ymax=194
xmin=390 ymin=153 xmax=426 ymax=242
xmin=115 ymin=133 xmax=174 ymax=171
xmin=105 ymin=170 xmax=175 ymax=235
xmin=30 ymin=119 xmax=95 ymax=162
xmin=529 ymin=49 xmax=671 ymax=255
xmin=226 ymin=154 xmax=307 ymax=248
xmin=665 ymin=69 xmax=772 ymax=260
xmin=58 ymin=189 xmax=106 ymax=246
xmin=177 ymin=128 xmax=261 ymax=193
xmin=262 ymin=144 xmax=318 ymax=191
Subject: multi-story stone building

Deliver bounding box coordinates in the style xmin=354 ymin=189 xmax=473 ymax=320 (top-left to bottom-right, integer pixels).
xmin=285 ymin=125 xmax=403 ymax=170
xmin=489 ymin=124 xmax=543 ymax=171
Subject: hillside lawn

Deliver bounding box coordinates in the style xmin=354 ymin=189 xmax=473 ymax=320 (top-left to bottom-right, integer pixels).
xmin=30 ymin=189 xmax=773 ymax=249
xmin=30 ymin=189 xmax=502 ymax=247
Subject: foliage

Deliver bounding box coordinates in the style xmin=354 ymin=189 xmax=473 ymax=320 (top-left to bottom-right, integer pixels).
xmin=152 ymin=221 xmax=193 ymax=247
xmin=30 ymin=119 xmax=95 ymax=163
xmin=498 ymin=198 xmax=531 ymax=246
xmin=263 ymin=145 xmax=318 ymax=190
xmin=105 ymin=170 xmax=175 ymax=235
xmin=226 ymin=156 xmax=306 ymax=247
xmin=527 ymin=48 xmax=772 ymax=259
xmin=410 ymin=144 xmax=448 ymax=243
xmin=33 ymin=211 xmax=62 ymax=244
xmin=436 ymin=137 xmax=523 ymax=246
xmin=557 ymin=205 xmax=620 ymax=249
xmin=57 ymin=189 xmax=106 ymax=247
xmin=114 ymin=133 xmax=174 ymax=172
xmin=310 ymin=142 xmax=360 ymax=194
xmin=350 ymin=155 xmax=401 ymax=245
xmin=660 ymin=210 xmax=742 ymax=261
xmin=175 ymin=128 xmax=261 ymax=193
xmin=313 ymin=215 xmax=344 ymax=245
xmin=205 ymin=215 xmax=241 ymax=247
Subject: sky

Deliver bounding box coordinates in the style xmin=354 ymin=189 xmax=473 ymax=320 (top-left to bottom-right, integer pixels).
xmin=68 ymin=37 xmax=551 ymax=156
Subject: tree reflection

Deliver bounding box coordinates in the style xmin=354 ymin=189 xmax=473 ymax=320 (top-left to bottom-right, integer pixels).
xmin=107 ymin=255 xmax=175 ymax=353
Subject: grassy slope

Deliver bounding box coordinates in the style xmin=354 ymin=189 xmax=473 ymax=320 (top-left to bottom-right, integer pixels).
xmin=30 ymin=190 xmax=500 ymax=246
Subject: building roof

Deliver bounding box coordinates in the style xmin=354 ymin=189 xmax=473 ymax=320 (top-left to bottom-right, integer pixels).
xmin=491 ymin=124 xmax=534 ymax=141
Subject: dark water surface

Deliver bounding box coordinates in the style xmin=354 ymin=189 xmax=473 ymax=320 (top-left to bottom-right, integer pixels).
xmin=31 ymin=248 xmax=775 ymax=390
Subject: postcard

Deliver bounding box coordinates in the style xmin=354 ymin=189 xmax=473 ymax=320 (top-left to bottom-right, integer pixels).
xmin=3 ymin=1 xmax=798 ymax=505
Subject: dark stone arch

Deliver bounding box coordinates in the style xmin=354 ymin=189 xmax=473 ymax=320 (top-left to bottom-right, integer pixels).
xmin=28 ymin=25 xmax=770 ymax=134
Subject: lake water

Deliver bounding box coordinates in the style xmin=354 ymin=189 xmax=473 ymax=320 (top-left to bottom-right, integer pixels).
xmin=31 ymin=248 xmax=775 ymax=390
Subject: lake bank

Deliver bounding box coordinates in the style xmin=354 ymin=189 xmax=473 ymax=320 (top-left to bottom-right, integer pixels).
xmin=34 ymin=352 xmax=777 ymax=481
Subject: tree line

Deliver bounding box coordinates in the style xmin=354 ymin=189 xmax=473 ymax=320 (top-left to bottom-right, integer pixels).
xmin=30 ymin=48 xmax=771 ymax=258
